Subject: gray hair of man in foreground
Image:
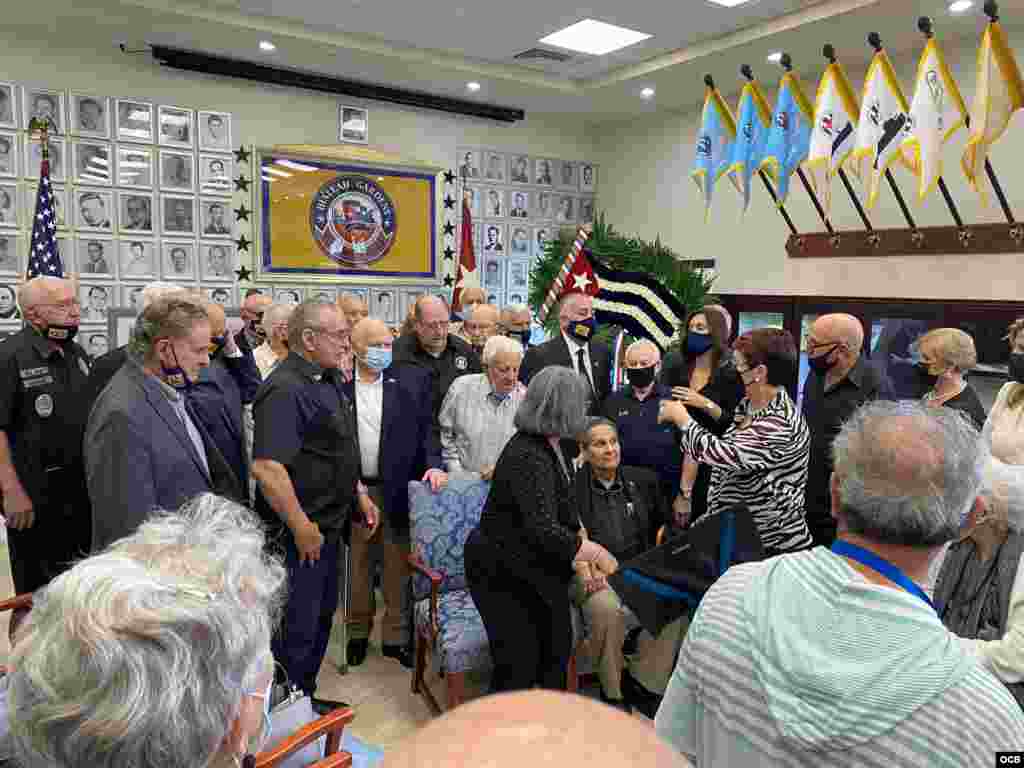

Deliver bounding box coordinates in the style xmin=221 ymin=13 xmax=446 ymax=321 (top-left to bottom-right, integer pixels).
xmin=832 ymin=400 xmax=987 ymax=547
xmin=515 ymin=365 xmax=590 ymax=440
xmin=7 ymin=494 xmax=287 ymax=768
xmin=481 ymin=334 xmax=523 ymax=367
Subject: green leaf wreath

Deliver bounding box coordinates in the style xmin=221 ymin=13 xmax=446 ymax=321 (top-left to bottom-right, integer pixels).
xmin=528 ymin=212 xmax=717 ymax=341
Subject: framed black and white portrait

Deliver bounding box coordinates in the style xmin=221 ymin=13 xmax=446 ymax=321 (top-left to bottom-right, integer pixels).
xmin=0 ymin=284 xmax=20 ymax=320
xmin=481 ymin=223 xmax=505 ymax=254
xmin=0 ymin=84 xmax=16 ymax=130
xmin=119 ymin=239 xmax=157 ymax=279
xmin=533 ymin=226 xmax=551 ymax=259
xmin=482 ymin=152 xmax=506 ymax=182
xmin=456 ymin=148 xmax=480 ymax=180
xmin=80 ymin=283 xmax=115 ymax=323
xmin=339 ymin=106 xmax=368 ymax=144
xmin=370 ymin=287 xmax=397 ymax=324
xmin=483 ymin=258 xmax=503 ymax=290
xmin=508 ymin=190 xmax=529 ymax=219
xmin=557 ymin=160 xmax=578 ymax=191
xmin=116 ymin=146 xmax=153 ymax=188
xmin=0 ymin=131 xmax=17 ymax=178
xmin=580 ymin=163 xmax=597 ymax=192
xmin=273 ymin=285 xmax=304 ymax=305
xmin=198 ymin=111 xmax=232 ymax=152
xmin=554 ymin=194 xmax=575 ymax=224
xmin=199 ymin=154 xmax=233 ymax=196
xmin=510 ymin=154 xmax=530 ymax=184
xmin=160 ymin=150 xmax=194 ymax=192
xmin=115 ymin=99 xmax=154 ymax=143
xmin=578 ymin=196 xmax=595 ymax=223
xmin=508 ymin=225 xmax=530 ymax=255
xmin=203 ymin=285 xmax=236 ymax=308
xmin=483 ymin=188 xmax=505 ymax=218
xmin=22 ymin=88 xmax=64 ymax=134
xmin=76 ymin=236 xmax=115 ymax=278
xmin=0 ymin=234 xmax=20 ymax=275
xmin=533 ymin=190 xmax=553 ymax=221
xmin=199 ymin=199 xmax=232 ymax=238
xmin=75 ymin=189 xmax=114 ymax=232
xmin=121 ymin=285 xmax=145 ymax=313
xmin=507 ymin=260 xmax=529 ymax=291
xmin=0 ymin=183 xmax=16 ymax=229
xmin=486 ymin=290 xmax=502 ymax=307
xmin=72 ymin=140 xmax=111 ymax=185
xmin=200 ymin=242 xmax=235 ymax=281
xmin=118 ymin=191 xmax=154 ymax=234
xmin=338 ymin=286 xmax=369 ymax=306
xmin=158 ymin=105 xmax=193 ymax=148
xmin=70 ymin=94 xmax=109 ymax=138
xmin=161 ymin=194 xmax=195 ymax=236
xmin=26 ymin=138 xmax=65 ymax=182
xmin=309 ymin=286 xmax=338 ymax=304
xmin=83 ymin=328 xmax=111 ymax=359
xmin=161 ymin=240 xmax=196 ymax=280
xmin=533 ymin=158 xmax=554 ymax=187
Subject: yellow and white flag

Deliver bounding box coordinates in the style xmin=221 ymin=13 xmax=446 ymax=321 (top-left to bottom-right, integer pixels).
xmin=904 ymin=37 xmax=968 ymax=200
xmin=962 ymin=19 xmax=1024 ymax=203
xmin=851 ymin=48 xmax=915 ymax=208
xmin=804 ymin=61 xmax=860 ymax=214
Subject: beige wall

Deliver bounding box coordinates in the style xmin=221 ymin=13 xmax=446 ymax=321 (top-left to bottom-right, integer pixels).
xmin=593 ymin=37 xmax=1024 ymax=301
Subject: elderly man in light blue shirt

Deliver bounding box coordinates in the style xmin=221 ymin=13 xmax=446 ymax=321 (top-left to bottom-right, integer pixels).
xmin=439 ymin=335 xmax=525 ymax=480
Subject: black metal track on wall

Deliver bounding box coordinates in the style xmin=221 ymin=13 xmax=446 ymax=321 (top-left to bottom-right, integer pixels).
xmin=149 ymin=45 xmax=526 ymax=123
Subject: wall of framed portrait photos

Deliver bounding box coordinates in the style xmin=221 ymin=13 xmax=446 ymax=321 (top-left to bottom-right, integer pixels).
xmin=0 ymin=79 xmax=236 ymax=352
xmin=457 ymin=147 xmax=597 ymax=310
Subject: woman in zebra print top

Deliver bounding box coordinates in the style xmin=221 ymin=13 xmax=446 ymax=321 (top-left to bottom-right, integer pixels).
xmin=660 ymin=328 xmax=813 ymax=554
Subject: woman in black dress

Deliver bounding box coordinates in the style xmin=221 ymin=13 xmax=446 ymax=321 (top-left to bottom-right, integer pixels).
xmin=464 ymin=366 xmax=618 ymax=692
xmin=659 ymin=305 xmax=744 ymax=525
xmin=915 ymin=328 xmax=987 ymax=431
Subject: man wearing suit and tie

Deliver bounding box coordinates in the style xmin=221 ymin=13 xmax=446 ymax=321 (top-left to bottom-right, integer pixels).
xmin=344 ymin=317 xmax=447 ymax=669
xmin=519 ymin=291 xmax=610 ymax=455
xmin=85 ymin=297 xmax=243 ymax=549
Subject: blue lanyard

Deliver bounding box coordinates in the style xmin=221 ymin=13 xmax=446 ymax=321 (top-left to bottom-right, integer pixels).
xmin=831 ymin=540 xmax=935 ymax=612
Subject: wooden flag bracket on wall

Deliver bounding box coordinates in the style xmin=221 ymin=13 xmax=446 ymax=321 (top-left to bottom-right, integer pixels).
xmin=786 ymin=222 xmax=1024 ymax=258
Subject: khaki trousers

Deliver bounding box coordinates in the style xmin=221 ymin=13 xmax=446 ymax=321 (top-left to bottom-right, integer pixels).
xmin=571 ymin=575 xmax=688 ymax=699
xmin=346 ymin=486 xmax=411 ymax=646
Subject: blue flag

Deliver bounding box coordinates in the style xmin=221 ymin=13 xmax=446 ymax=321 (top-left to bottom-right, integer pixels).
xmin=691 ymin=85 xmax=736 ymax=220
xmin=759 ymin=73 xmax=814 ymax=206
xmin=725 ymin=81 xmax=772 ymax=212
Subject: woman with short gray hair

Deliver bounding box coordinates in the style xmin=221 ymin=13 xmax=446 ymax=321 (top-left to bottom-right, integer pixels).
xmin=6 ymin=494 xmax=287 ymax=768
xmin=465 ymin=366 xmax=618 ymax=692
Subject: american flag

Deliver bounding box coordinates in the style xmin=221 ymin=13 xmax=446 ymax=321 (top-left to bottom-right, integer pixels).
xmin=26 ymin=157 xmax=63 ymax=279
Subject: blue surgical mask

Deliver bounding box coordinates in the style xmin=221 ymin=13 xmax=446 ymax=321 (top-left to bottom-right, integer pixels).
xmin=686 ymin=332 xmax=713 ymax=356
xmin=361 ymin=345 xmax=392 ymax=371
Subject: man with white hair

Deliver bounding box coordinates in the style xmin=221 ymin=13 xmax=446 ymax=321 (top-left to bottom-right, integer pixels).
xmin=0 ymin=276 xmax=92 ymax=610
xmin=439 ymin=335 xmax=526 ymax=480
xmin=462 ymin=302 xmax=500 ymax=355
xmin=500 ymin=303 xmax=533 ymax=350
xmin=656 ymin=400 xmax=1024 ymax=763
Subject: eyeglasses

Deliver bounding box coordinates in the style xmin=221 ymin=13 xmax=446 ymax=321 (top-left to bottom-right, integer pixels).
xmin=40 ymin=299 xmax=82 ymax=311
xmin=418 ymin=320 xmax=448 ymax=331
xmin=308 ymin=326 xmax=350 ymax=344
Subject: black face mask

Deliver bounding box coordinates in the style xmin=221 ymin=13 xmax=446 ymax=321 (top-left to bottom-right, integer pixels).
xmin=807 ymin=345 xmax=839 ymax=375
xmin=626 ymin=365 xmax=656 ymax=389
xmin=915 ymin=362 xmax=939 ymax=392
xmin=45 ymin=323 xmax=78 ymax=344
xmin=1010 ymin=353 xmax=1024 ymax=384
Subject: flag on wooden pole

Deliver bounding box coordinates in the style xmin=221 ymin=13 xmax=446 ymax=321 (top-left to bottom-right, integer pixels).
xmin=451 ymin=194 xmax=479 ymax=314
xmin=804 ymin=59 xmax=859 ymax=214
xmin=725 ymin=78 xmax=772 ymax=212
xmin=692 ymin=78 xmax=737 ymax=220
xmin=759 ymin=70 xmax=814 ymax=206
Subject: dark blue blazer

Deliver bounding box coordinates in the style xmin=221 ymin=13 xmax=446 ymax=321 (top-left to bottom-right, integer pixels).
xmin=188 ymin=349 xmax=261 ymax=488
xmin=343 ymin=365 xmax=441 ymax=532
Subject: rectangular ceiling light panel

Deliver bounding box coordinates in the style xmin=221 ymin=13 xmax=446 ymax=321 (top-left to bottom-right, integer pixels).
xmin=539 ymin=19 xmax=652 ymax=56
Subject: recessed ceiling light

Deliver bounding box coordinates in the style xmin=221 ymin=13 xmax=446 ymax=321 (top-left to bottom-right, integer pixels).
xmin=258 ymin=40 xmax=276 ymax=52
xmin=539 ymin=19 xmax=652 ymax=56
xmin=640 ymin=87 xmax=655 ymax=99
xmin=467 ymin=81 xmax=482 ymax=92
xmin=767 ymin=51 xmax=783 ymax=63
xmin=707 ymin=0 xmax=752 ymax=6
xmin=948 ymin=0 xmax=973 ymax=12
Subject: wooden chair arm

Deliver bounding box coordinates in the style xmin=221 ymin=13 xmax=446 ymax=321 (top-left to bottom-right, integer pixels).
xmin=407 ymin=551 xmax=442 ymax=638
xmin=0 ymin=594 xmax=33 ymax=613
xmin=253 ymin=707 xmax=355 ymax=768
xmin=307 ymin=753 xmax=353 ymax=768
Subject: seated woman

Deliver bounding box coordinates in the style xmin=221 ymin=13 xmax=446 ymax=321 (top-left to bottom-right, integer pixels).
xmin=659 ymin=328 xmax=813 ymax=555
xmin=439 ymin=335 xmax=526 ymax=479
xmin=571 ymin=418 xmax=681 ymax=714
xmin=916 ymin=327 xmax=987 ymax=431
xmin=465 ymin=366 xmax=617 ymax=693
xmin=5 ymin=493 xmax=287 ymax=768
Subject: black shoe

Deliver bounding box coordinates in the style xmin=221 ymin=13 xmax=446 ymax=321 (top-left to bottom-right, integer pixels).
xmin=310 ymin=696 xmax=349 ymax=717
xmin=622 ymin=670 xmax=662 ymax=720
xmin=347 ymin=638 xmax=369 ymax=667
xmin=382 ymin=643 xmax=414 ymax=669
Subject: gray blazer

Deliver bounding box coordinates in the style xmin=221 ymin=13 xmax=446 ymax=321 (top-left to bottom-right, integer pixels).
xmin=84 ymin=358 xmax=242 ymax=550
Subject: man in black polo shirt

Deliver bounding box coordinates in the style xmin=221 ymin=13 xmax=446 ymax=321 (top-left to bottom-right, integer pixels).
xmin=392 ymin=295 xmax=481 ymax=425
xmin=802 ymin=313 xmax=891 ymax=547
xmin=252 ymin=300 xmax=379 ymax=713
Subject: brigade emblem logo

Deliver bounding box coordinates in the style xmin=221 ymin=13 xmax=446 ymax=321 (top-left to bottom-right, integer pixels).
xmin=310 ymin=175 xmax=397 ymax=268
xmin=455 ymin=356 xmax=468 ymax=371
xmin=35 ymin=393 xmax=53 ymax=418
xmin=696 ymin=135 xmax=712 ymax=157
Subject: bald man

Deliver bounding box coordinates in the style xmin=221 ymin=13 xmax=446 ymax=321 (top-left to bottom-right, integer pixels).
xmin=463 ymin=303 xmax=500 ymax=354
xmin=343 ymin=317 xmax=444 ymax=668
xmin=0 ymin=277 xmax=92 ymax=606
xmin=187 ymin=300 xmax=261 ymax=492
xmin=802 ymin=313 xmax=891 ymax=546
xmin=382 ymin=690 xmax=688 ymax=768
xmin=450 ymin=286 xmax=486 ymax=342
xmin=239 ymin=292 xmax=273 ymax=350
